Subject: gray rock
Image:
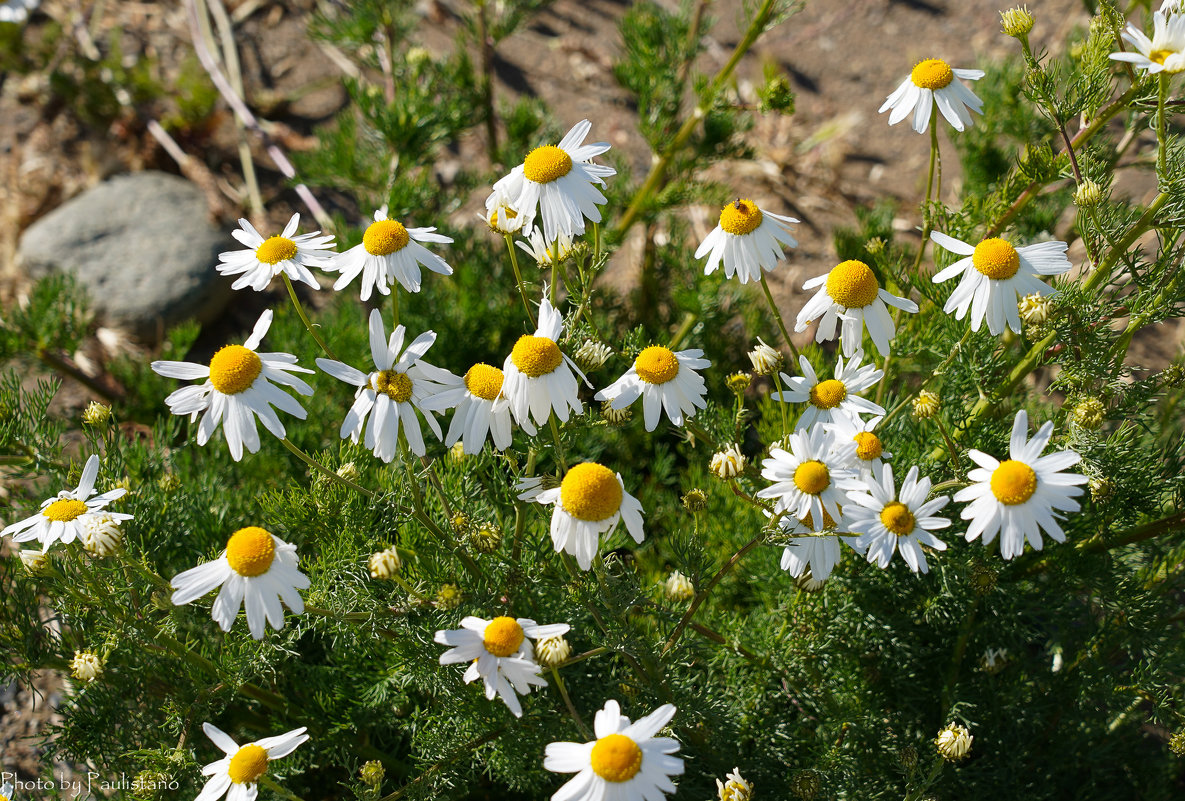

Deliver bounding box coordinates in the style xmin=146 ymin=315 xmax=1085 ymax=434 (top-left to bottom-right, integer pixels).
xmin=17 ymin=171 xmax=233 ymax=341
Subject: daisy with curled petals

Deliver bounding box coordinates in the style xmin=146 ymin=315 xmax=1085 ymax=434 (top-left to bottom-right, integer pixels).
xmin=196 ymin=722 xmax=308 ymax=801
xmin=826 ymin=415 xmax=892 ymax=475
xmin=845 ymin=464 xmax=951 ymax=574
xmin=594 ymin=345 xmax=710 ymax=431
xmin=794 ymin=260 xmax=918 ymax=358
xmin=775 ymin=351 xmax=885 ymax=431
xmin=2 ymin=454 xmax=130 ymax=552
xmin=171 ymin=526 xmax=310 ymax=640
xmin=694 ymin=199 xmax=798 ymax=285
xmin=544 ymin=700 xmax=683 ymax=801
xmin=955 ymin=410 xmax=1087 ymax=560
xmin=419 ymin=363 xmax=535 ymax=455
xmin=326 ymin=206 xmax=453 ymax=300
xmin=492 ymin=119 xmax=616 ymax=243
xmin=517 ymin=229 xmax=575 ymax=268
xmin=216 ymin=213 xmax=335 ymax=292
xmin=434 ymin=616 xmax=569 ymax=717
xmin=756 ymin=425 xmax=861 ymax=526
xmin=502 ymin=296 xmax=588 ymax=428
xmin=879 ymin=58 xmax=985 ymax=133
xmin=151 ymin=311 xmax=313 ymax=462
xmin=930 ymin=231 xmax=1072 ymax=336
xmin=1110 ymin=11 xmax=1185 ymax=74
xmin=315 ymin=309 xmax=452 ymax=461
xmin=518 ymin=462 xmax=645 ymax=570
xmin=769 ymin=508 xmax=855 ymax=581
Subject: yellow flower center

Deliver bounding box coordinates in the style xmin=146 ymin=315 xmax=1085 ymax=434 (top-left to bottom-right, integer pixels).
xmin=972 ymin=238 xmax=1021 ymax=280
xmin=482 ymin=616 xmax=525 ymax=657
xmin=511 ymin=335 xmax=563 ymax=378
xmin=809 ymin=379 xmax=847 ymax=409
xmin=854 ymin=432 xmax=883 ymax=461
xmin=255 ymin=236 xmax=298 ymax=265
xmin=225 ymin=526 xmax=276 ymax=577
xmin=560 ymin=462 xmax=623 ymax=522
xmin=589 ymin=733 xmax=643 ymax=783
xmin=43 ymin=498 xmax=88 ymax=522
xmin=634 ymin=346 xmax=680 ymax=385
xmin=523 ymin=145 xmax=573 ymax=183
xmin=363 ymin=219 xmax=411 ymax=256
xmin=464 ymin=363 xmax=504 ymax=401
xmin=718 ymin=199 xmax=764 ymax=236
xmin=826 ymin=260 xmax=880 ymax=308
xmin=880 ymin=501 xmax=916 ymax=536
xmin=208 ymin=345 xmax=263 ymax=396
xmin=911 ymin=58 xmax=954 ymax=90
xmin=990 ymin=460 xmax=1038 ymax=505
xmin=227 ymin=744 xmax=269 ymax=784
xmin=371 ymin=370 xmax=414 ymax=403
xmin=1150 ymin=49 xmax=1174 ymax=65
xmin=488 ymin=206 xmax=519 ymax=228
xmin=793 ymin=460 xmax=830 ymax=495
xmin=801 ymin=509 xmax=839 ymax=530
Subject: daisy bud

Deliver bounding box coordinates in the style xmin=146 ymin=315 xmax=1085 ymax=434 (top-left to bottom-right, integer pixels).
xmin=710 ymin=444 xmax=747 ymax=479
xmin=574 ymin=339 xmax=613 ymax=371
xmin=1071 ymin=397 xmax=1106 ymax=430
xmin=795 ymin=573 xmax=827 ymax=593
xmin=1074 ymin=178 xmax=1104 ymax=208
xmin=336 ymin=461 xmax=361 ymax=483
xmin=664 ymin=570 xmax=696 ymax=603
xmin=70 ymin=649 xmax=104 ymax=683
xmin=1170 ymin=731 xmax=1185 ymax=756
xmin=865 ymin=236 xmax=886 ymax=254
xmin=935 ymin=722 xmax=973 ymax=762
xmin=405 ymin=46 xmax=431 ymax=69
xmin=449 ymin=441 xmax=467 ymax=463
xmin=360 ymin=760 xmax=386 ymax=787
xmin=1000 ymin=5 xmax=1034 ymax=37
xmin=748 ymin=339 xmax=783 ymax=376
xmin=717 ymin=767 xmax=754 ymax=801
xmin=911 ymin=390 xmax=941 ymax=420
xmin=158 ymin=473 xmax=182 ymax=492
xmin=791 ymin=769 xmax=821 ymax=800
xmin=600 ymin=400 xmax=632 ymax=426
xmin=368 ymin=547 xmax=402 ymax=580
xmin=131 ymin=769 xmax=169 ymax=798
xmin=18 ymin=548 xmax=49 ymax=574
xmin=435 ymin=583 xmax=463 ymax=610
xmin=727 ymin=371 xmax=752 ymax=395
xmin=980 ymin=647 xmax=1009 ymax=673
xmin=1163 ymin=363 xmax=1185 ymax=387
xmin=81 ymin=512 xmax=123 ymax=558
xmin=535 ymin=634 xmax=572 ymax=668
xmin=969 ymin=559 xmax=998 ymax=595
xmin=1089 ymin=476 xmax=1115 ymax=502
xmin=681 ymin=488 xmax=708 ymax=512
xmin=757 ymin=68 xmax=795 ymax=114
xmin=450 ymin=512 xmax=471 ymax=533
xmin=898 ymin=745 xmax=919 ymax=772
xmin=82 ymin=401 xmax=111 ymax=427
xmin=468 ymin=523 xmax=503 ymax=554
xmin=1017 ymin=293 xmax=1052 ymax=327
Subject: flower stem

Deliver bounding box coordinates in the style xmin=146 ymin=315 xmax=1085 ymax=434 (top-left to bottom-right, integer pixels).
xmin=911 ymin=111 xmax=941 ymax=274
xmin=390 ymin=286 xmax=401 ymax=330
xmin=549 ymin=415 xmax=569 ymax=473
xmin=504 ymin=234 xmax=536 ymax=327
xmin=281 ymin=274 xmax=337 ymax=360
xmin=280 ymin=438 xmax=375 ymax=498
xmin=663 ymin=531 xmax=765 ymax=654
xmin=1157 ymin=73 xmax=1170 ymax=187
xmin=759 ymin=272 xmax=800 ymax=362
xmin=769 ymin=368 xmax=791 ymax=437
xmin=550 ymin=666 xmax=591 ymax=738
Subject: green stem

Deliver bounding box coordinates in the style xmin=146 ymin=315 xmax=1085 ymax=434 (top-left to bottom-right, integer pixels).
xmin=549 ymin=415 xmax=569 ymax=473
xmin=259 ymin=775 xmax=306 ymax=801
xmin=662 ymin=531 xmax=765 ymax=654
xmin=1158 ymin=73 xmax=1170 ymax=187
xmin=550 ymin=666 xmax=591 ymax=737
xmin=504 ymin=234 xmax=536 ymax=327
xmin=390 ymin=286 xmax=400 ymax=330
xmin=760 ymin=273 xmax=801 ymax=362
xmin=402 ymin=458 xmax=485 ymax=582
xmin=770 ymin=368 xmax=791 ymax=437
xmin=281 ymin=274 xmax=336 ymax=360
xmin=911 ymin=112 xmax=941 ymax=274
xmin=280 ymin=438 xmax=375 ymax=498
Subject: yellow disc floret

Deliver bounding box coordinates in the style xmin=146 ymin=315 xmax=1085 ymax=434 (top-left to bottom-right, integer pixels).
xmin=880 ymin=501 xmax=916 ymax=536
xmin=809 ymin=379 xmax=847 ymax=409
xmin=225 ymin=526 xmax=276 ymax=577
xmin=371 ymin=370 xmax=414 ymax=403
xmin=560 ymin=463 xmax=623 ymax=522
xmin=523 ymin=145 xmax=573 ymax=184
xmin=793 ymin=460 xmax=831 ymax=495
xmin=589 ymin=733 xmax=643 ymax=783
xmin=634 ymin=346 xmax=680 ymax=385
xmin=482 ymin=616 xmax=525 ymax=657
xmin=43 ymin=498 xmax=88 ymax=522
xmin=911 ymin=58 xmax=955 ymax=90
xmin=227 ymin=744 xmax=270 ymax=784
xmin=990 ymin=460 xmax=1038 ymax=505
xmin=255 ymin=236 xmax=298 ymax=265
xmin=464 ymin=363 xmax=504 ymax=401
xmin=511 ymin=335 xmax=563 ymax=377
xmin=208 ymin=345 xmax=263 ymax=395
xmin=719 ymin=199 xmax=764 ymax=236
xmin=853 ymin=431 xmax=883 ymax=461
xmin=826 ymin=260 xmax=880 ymax=308
xmin=363 ymin=219 xmax=411 ymax=256
xmin=972 ymin=238 xmax=1021 ymax=280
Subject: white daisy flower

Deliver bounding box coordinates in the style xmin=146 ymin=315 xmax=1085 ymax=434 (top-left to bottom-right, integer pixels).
xmin=930 ymin=231 xmax=1073 ymax=336
xmin=483 ymin=186 xmax=528 ymax=235
xmin=845 ymin=464 xmax=951 ymax=573
xmin=955 ymin=410 xmax=1088 ymax=560
xmin=326 ymin=206 xmax=453 ymax=300
xmin=770 ymin=509 xmax=854 ymax=582
xmin=518 ymin=462 xmax=645 ymax=570
xmin=195 ymin=722 xmax=308 ymax=801
xmin=694 ymin=199 xmax=798 ymax=285
xmin=594 ymin=346 xmax=710 ymax=431
xmin=517 ymin=229 xmax=576 ymax=267
xmin=2 ymin=454 xmax=130 ymax=552
xmin=879 ymin=58 xmax=985 ymax=133
xmin=501 ymin=296 xmax=588 ymax=428
xmin=315 ymin=309 xmax=453 ymax=461
xmin=493 ymin=119 xmax=616 ymax=243
xmin=151 ymin=310 xmax=313 ymax=462
xmin=0 ymin=0 xmax=38 ymax=23
xmin=434 ymin=616 xmax=569 ymax=717
xmin=824 ymin=415 xmax=892 ymax=474
xmin=0 ymin=780 xmax=13 ymax=801
xmin=544 ymin=700 xmax=683 ymax=801
xmin=775 ymin=352 xmax=885 ymax=431
xmin=794 ymin=260 xmax=918 ymax=358
xmin=170 ymin=526 xmax=310 ymax=640
xmin=756 ymin=425 xmax=861 ymax=526
xmin=419 ymin=362 xmax=536 ymax=454
xmin=216 ymin=213 xmax=335 ymax=292
xmin=1110 ymin=11 xmax=1185 ymax=74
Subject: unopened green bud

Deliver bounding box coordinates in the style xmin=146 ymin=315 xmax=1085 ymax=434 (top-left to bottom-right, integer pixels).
xmin=1000 ymin=6 xmax=1035 ymax=37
